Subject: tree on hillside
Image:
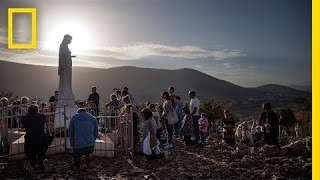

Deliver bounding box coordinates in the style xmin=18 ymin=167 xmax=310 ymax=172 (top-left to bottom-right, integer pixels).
xmin=279 ymin=108 xmax=297 ymax=127
xmin=278 ymin=108 xmax=297 ymax=135
xmin=294 ymin=110 xmax=312 ymax=137
xmin=200 ymin=99 xmax=230 ymax=133
xmin=0 ymin=91 xmax=18 ymax=102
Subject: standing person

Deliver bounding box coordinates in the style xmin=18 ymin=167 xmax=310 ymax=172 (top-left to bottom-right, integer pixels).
xmin=21 ymin=105 xmax=49 ymax=170
xmin=199 ymin=113 xmax=209 ymax=145
xmin=0 ymin=98 xmax=11 ymax=148
xmin=174 ymin=96 xmax=183 ymax=137
xmin=259 ymin=102 xmax=280 ymax=148
xmin=87 ymin=86 xmax=100 ymax=116
xmin=160 ymin=91 xmax=174 ymax=149
xmin=141 ymin=108 xmax=162 ymax=160
xmin=21 ymin=96 xmax=29 ymax=105
xmin=49 ymin=90 xmax=58 ymax=104
xmin=150 ymin=103 xmax=164 ymax=144
xmin=105 ymin=94 xmax=121 ymax=130
xmin=0 ymin=97 xmax=12 ymax=129
xmin=105 ymin=94 xmax=121 ymax=110
xmin=49 ymin=91 xmax=58 ymax=113
xmin=69 ymin=108 xmax=98 ymax=168
xmin=132 ymin=108 xmax=140 ymax=151
xmin=116 ymin=90 xmax=122 ymax=101
xmin=189 ymin=90 xmax=200 ymax=143
xmin=123 ymin=87 xmax=135 ymax=104
xmin=121 ymin=90 xmax=130 ymax=109
xmin=168 ymin=87 xmax=176 ymax=108
xmin=220 ymin=109 xmax=235 ymax=144
xmin=181 ymin=106 xmax=194 ymax=146
xmin=19 ymin=96 xmax=30 ymax=116
xmin=145 ymin=102 xmax=151 ymax=108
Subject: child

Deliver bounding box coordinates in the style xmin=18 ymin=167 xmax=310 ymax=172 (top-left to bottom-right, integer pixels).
xmin=253 ymin=126 xmax=264 ymax=147
xmin=181 ymin=106 xmax=194 ymax=146
xmin=199 ymin=113 xmax=209 ymax=144
xmin=174 ymin=96 xmax=184 ymax=137
xmin=149 ymin=103 xmax=165 ymax=144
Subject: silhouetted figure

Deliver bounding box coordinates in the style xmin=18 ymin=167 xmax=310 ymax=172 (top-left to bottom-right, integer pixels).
xmin=220 ymin=109 xmax=235 ymax=144
xmin=58 ymin=34 xmax=75 ymax=106
xmin=259 ymin=102 xmax=280 ymax=148
xmin=105 ymin=94 xmax=121 ymax=109
xmin=49 ymin=90 xmax=58 ymax=113
xmin=87 ymin=86 xmax=100 ymax=116
xmin=21 ymin=105 xmax=49 ymax=170
xmin=123 ymin=87 xmax=135 ymax=104
xmin=168 ymin=86 xmax=176 ymax=108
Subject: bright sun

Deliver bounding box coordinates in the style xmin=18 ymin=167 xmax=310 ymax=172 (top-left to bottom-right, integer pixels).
xmin=42 ymin=21 xmax=93 ymax=53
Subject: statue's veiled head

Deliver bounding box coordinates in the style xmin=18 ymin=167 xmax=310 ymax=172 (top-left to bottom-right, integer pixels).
xmin=62 ymin=34 xmax=72 ymax=45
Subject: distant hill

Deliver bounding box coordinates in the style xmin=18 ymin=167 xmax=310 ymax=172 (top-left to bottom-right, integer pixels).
xmin=289 ymin=85 xmax=312 ymax=92
xmin=0 ymin=60 xmax=310 ymax=104
xmin=256 ymin=84 xmax=310 ymax=97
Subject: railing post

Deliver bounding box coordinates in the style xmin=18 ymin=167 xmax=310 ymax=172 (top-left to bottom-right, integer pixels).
xmin=0 ymin=104 xmax=5 ymax=156
xmin=63 ymin=104 xmax=67 ymax=152
xmin=130 ymin=107 xmax=134 ymax=158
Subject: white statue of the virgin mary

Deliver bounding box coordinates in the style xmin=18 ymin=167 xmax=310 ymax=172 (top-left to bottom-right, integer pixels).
xmin=55 ymin=34 xmax=77 ymax=129
xmin=58 ymin=34 xmax=75 ymax=106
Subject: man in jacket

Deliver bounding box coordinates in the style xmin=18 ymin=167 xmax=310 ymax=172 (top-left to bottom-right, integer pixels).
xmin=69 ymin=108 xmax=98 ymax=168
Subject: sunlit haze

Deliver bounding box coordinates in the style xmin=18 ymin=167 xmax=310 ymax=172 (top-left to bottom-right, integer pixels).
xmin=0 ymin=0 xmax=311 ymax=87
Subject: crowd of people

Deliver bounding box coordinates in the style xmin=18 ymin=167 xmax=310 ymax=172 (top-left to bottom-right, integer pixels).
xmin=0 ymin=85 xmax=282 ymax=172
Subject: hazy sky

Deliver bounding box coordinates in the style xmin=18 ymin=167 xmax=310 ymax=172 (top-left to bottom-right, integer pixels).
xmin=0 ymin=0 xmax=311 ymax=87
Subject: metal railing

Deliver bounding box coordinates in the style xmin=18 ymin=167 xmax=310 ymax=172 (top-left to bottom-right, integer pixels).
xmin=0 ymin=103 xmax=134 ymax=162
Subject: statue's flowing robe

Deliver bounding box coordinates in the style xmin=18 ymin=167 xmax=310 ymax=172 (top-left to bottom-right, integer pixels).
xmin=58 ymin=43 xmax=75 ymax=106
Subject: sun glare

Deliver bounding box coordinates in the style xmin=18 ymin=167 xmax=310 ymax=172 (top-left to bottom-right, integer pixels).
xmin=42 ymin=21 xmax=93 ymax=53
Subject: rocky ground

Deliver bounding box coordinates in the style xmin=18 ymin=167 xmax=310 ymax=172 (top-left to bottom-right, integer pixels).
xmin=0 ymin=136 xmax=312 ymax=180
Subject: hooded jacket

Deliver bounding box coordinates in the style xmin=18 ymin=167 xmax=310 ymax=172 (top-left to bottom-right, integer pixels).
xmin=69 ymin=111 xmax=98 ymax=149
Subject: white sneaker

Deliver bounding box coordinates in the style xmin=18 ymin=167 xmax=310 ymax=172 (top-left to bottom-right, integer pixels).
xmin=24 ymin=161 xmax=35 ymax=174
xmin=43 ymin=159 xmax=53 ymax=171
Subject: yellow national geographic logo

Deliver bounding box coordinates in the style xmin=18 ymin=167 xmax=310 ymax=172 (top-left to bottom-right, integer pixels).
xmin=8 ymin=8 xmax=37 ymax=49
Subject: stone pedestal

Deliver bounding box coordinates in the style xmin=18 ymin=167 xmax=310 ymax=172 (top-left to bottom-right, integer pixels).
xmin=9 ymin=134 xmax=115 ymax=160
xmin=54 ymin=106 xmax=78 ymax=129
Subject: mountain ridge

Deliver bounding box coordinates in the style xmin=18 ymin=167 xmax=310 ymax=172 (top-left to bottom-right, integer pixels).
xmin=0 ymin=60 xmax=310 ymax=104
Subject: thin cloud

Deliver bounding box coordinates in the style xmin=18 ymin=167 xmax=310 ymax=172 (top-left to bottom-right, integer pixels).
xmin=223 ymin=63 xmax=241 ymax=69
xmin=80 ymin=43 xmax=246 ymax=60
xmin=0 ymin=25 xmax=246 ymax=61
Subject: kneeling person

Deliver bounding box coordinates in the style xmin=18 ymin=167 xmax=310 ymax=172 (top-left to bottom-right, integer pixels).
xmin=21 ymin=104 xmax=49 ymax=171
xmin=69 ymin=108 xmax=98 ymax=168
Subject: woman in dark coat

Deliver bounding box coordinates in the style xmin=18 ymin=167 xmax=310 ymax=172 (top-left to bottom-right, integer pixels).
xmin=21 ymin=104 xmax=49 ymax=170
xmin=220 ymin=109 xmax=235 ymax=144
xmin=259 ymin=102 xmax=280 ymax=148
